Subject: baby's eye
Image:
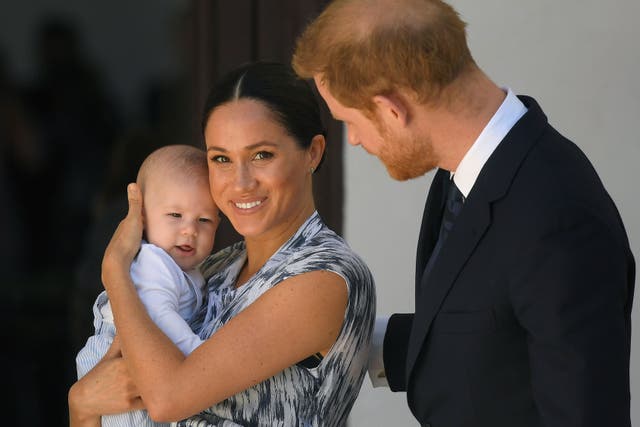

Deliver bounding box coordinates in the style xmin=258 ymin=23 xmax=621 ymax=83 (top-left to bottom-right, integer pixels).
xmin=168 ymin=213 xmax=181 ymax=218
xmin=254 ymin=151 xmax=273 ymax=161
xmin=198 ymin=217 xmax=212 ymax=223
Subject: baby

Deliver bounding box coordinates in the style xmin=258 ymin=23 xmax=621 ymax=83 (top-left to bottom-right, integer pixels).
xmin=76 ymin=144 xmax=219 ymax=427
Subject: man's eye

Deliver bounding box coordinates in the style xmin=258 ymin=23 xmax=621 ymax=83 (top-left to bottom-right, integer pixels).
xmin=168 ymin=213 xmax=181 ymax=218
xmin=254 ymin=151 xmax=273 ymax=160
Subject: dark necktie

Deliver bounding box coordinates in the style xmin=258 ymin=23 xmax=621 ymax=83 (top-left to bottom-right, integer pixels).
xmin=420 ymin=177 xmax=465 ymax=287
xmin=437 ymin=178 xmax=465 ymax=244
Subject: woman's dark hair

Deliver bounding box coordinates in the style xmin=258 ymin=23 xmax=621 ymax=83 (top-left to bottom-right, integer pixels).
xmin=201 ymin=61 xmax=326 ymax=170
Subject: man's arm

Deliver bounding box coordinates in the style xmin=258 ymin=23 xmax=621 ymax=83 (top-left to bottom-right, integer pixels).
xmin=513 ymin=208 xmax=633 ymax=426
xmin=368 ymin=315 xmax=390 ymax=387
xmin=375 ymin=313 xmax=414 ymax=392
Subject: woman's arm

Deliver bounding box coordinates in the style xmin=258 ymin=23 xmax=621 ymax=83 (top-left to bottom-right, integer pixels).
xmin=68 ymin=337 xmax=144 ymax=426
xmin=102 ymin=185 xmax=349 ymax=422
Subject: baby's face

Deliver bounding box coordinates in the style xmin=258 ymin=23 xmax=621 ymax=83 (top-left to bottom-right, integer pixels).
xmin=143 ymin=175 xmax=219 ymax=270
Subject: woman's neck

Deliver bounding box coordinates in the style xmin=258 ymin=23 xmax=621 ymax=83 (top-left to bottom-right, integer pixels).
xmin=235 ymin=204 xmax=316 ymax=287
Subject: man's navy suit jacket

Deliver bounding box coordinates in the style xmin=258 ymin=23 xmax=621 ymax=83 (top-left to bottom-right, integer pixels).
xmin=384 ymin=96 xmax=635 ymax=427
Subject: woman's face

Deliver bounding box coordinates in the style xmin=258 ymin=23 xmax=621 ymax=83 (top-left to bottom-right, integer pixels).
xmin=204 ymin=99 xmax=322 ymax=242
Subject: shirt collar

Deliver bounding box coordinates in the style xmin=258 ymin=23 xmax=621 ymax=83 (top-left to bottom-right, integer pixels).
xmin=452 ymin=88 xmax=528 ymax=197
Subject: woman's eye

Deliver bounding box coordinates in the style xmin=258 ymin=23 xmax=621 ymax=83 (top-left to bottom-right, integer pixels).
xmin=168 ymin=213 xmax=181 ymax=218
xmin=211 ymin=155 xmax=229 ymax=163
xmin=254 ymin=151 xmax=273 ymax=161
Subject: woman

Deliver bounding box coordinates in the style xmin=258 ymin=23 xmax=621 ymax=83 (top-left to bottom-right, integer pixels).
xmin=68 ymin=62 xmax=376 ymax=426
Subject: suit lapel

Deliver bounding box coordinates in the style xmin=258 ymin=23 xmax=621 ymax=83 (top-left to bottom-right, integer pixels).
xmin=405 ymin=95 xmax=550 ymax=384
xmin=406 ymin=197 xmax=491 ymax=378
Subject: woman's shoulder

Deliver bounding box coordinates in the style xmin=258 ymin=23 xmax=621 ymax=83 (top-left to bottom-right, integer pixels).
xmin=310 ymin=226 xmax=368 ymax=266
xmin=287 ymin=224 xmax=374 ymax=289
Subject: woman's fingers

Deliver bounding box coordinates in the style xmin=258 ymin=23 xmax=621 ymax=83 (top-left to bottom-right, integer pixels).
xmin=130 ymin=396 xmax=145 ymax=411
xmin=102 ymin=183 xmax=143 ymax=282
xmin=70 ymin=355 xmax=142 ymax=419
xmin=104 ymin=335 xmax=122 ymax=359
xmin=126 ymin=183 xmax=143 ymax=224
xmin=118 ymin=183 xmax=143 ymax=247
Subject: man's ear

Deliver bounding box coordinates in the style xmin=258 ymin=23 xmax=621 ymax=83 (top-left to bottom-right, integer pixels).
xmin=373 ymin=93 xmax=410 ymax=127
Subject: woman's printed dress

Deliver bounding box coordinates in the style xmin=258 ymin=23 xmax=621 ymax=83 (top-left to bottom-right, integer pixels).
xmin=178 ymin=212 xmax=376 ymax=426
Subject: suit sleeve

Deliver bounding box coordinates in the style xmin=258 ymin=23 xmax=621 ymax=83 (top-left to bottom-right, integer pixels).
xmin=383 ymin=313 xmax=414 ymax=392
xmin=512 ymin=206 xmax=633 ymax=426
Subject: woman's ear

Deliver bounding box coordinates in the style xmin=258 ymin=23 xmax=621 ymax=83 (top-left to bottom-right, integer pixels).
xmin=308 ymin=134 xmax=326 ymax=171
xmin=373 ymin=93 xmax=410 ymax=128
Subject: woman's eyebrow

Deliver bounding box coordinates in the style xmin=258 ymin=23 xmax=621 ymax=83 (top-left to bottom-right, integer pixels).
xmin=207 ymin=146 xmax=227 ymax=153
xmin=207 ymin=141 xmax=278 ymax=152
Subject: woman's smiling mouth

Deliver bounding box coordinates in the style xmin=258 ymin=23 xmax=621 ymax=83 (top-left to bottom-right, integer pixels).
xmin=234 ymin=200 xmax=263 ymax=210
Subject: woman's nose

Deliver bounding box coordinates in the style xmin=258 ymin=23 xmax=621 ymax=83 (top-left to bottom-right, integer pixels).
xmin=233 ymin=163 xmax=257 ymax=191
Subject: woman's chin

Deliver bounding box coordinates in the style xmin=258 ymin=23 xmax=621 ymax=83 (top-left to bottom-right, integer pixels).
xmin=227 ymin=218 xmax=264 ymax=239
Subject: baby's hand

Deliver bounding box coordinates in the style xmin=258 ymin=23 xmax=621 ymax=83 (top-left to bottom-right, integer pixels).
xmin=102 ymin=183 xmax=143 ymax=285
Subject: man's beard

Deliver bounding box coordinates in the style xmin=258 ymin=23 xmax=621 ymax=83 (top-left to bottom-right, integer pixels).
xmin=378 ymin=127 xmax=437 ymax=181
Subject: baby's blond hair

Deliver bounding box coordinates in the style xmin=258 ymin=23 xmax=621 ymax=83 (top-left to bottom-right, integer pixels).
xmin=136 ymin=144 xmax=208 ymax=194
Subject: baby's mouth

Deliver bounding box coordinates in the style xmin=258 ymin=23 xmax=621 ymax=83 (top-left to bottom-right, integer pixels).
xmin=176 ymin=245 xmax=194 ymax=253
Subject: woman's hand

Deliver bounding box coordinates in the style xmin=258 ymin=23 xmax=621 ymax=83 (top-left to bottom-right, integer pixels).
xmin=102 ymin=183 xmax=143 ymax=286
xmin=68 ymin=337 xmax=144 ymax=426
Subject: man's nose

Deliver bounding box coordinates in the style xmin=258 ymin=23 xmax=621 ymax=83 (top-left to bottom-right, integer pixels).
xmin=346 ymin=126 xmax=359 ymax=146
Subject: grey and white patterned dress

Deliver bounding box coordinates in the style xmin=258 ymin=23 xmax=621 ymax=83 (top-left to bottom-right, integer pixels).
xmin=178 ymin=212 xmax=376 ymax=427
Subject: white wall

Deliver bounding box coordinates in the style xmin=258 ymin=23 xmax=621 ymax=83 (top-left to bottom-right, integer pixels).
xmin=347 ymin=1 xmax=640 ymax=425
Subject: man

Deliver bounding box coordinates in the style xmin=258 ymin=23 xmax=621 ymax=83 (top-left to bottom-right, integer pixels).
xmin=292 ymin=0 xmax=635 ymax=426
